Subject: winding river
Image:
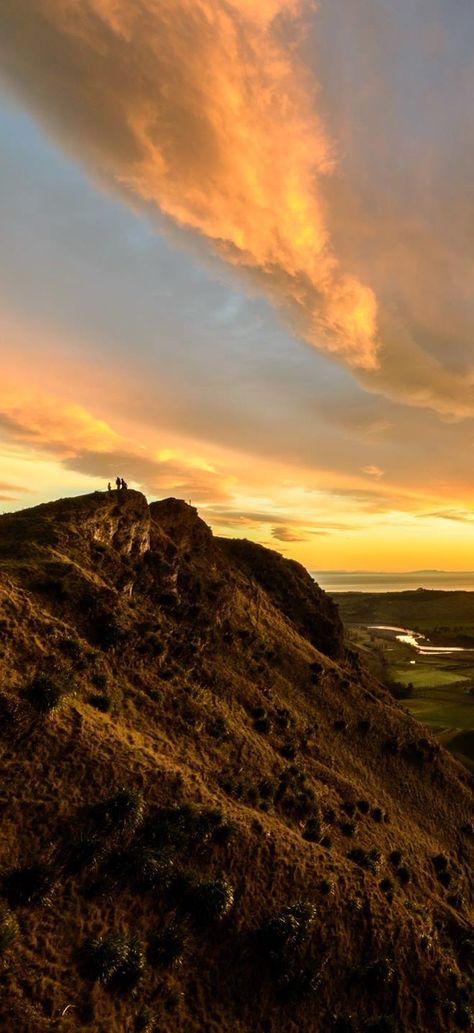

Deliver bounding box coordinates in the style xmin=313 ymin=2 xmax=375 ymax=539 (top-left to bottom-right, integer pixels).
xmin=367 ymin=624 xmax=474 ymax=656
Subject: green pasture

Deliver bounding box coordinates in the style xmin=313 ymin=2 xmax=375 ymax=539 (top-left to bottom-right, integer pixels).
xmin=338 ymin=592 xmax=474 ymax=768
xmin=391 ymin=664 xmax=470 ymax=690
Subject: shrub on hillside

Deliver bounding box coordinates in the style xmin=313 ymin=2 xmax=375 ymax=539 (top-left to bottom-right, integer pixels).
xmin=258 ymin=901 xmax=318 ymax=1001
xmin=3 ymin=863 xmax=57 ymax=907
xmin=122 ymin=846 xmax=175 ymax=892
xmin=357 ymin=957 xmax=394 ymax=992
xmin=87 ymin=693 xmax=112 ymax=713
xmin=91 ymin=672 xmax=108 ymax=690
xmin=347 ymin=848 xmax=381 ymax=874
xmin=57 ymin=636 xmax=82 ymax=660
xmin=25 ymin=670 xmax=69 ymax=714
xmin=302 ymin=815 xmax=323 ymax=842
xmin=83 ymin=932 xmax=146 ymax=991
xmin=259 ymin=901 xmax=317 ymax=965
xmin=358 ymin=719 xmax=371 ymax=734
xmin=141 ymin=803 xmax=227 ymax=855
xmin=182 ymin=877 xmax=235 ymax=923
xmin=88 ymin=604 xmax=124 ymax=651
xmin=148 ymin=920 xmax=187 ymax=967
xmin=357 ymin=799 xmax=370 ymax=815
xmin=90 ymin=788 xmax=144 ymax=837
xmin=341 ymin=820 xmax=357 ymax=837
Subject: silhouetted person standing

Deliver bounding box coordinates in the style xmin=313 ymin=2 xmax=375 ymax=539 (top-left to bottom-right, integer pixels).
xmin=107 ymin=482 xmax=112 ymax=492
xmin=115 ymin=476 xmax=121 ymax=490
xmin=121 ymin=478 xmax=128 ymax=490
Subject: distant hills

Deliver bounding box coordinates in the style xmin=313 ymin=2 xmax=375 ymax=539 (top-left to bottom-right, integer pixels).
xmin=0 ymin=490 xmax=472 ymax=1032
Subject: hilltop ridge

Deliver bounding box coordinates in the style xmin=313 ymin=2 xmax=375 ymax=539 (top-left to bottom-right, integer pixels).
xmin=0 ymin=491 xmax=472 ymax=1033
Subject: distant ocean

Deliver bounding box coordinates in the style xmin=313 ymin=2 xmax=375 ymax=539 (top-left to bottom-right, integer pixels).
xmin=312 ymin=571 xmax=474 ymax=594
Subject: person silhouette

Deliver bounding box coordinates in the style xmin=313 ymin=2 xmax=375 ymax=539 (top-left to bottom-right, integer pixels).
xmin=107 ymin=482 xmax=112 ymax=492
xmin=115 ymin=476 xmax=121 ymax=490
xmin=120 ymin=478 xmax=128 ymax=490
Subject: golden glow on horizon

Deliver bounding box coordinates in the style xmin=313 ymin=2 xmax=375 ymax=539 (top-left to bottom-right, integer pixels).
xmin=1 ymin=0 xmax=474 ymax=575
xmin=1 ymin=379 xmax=474 ymax=572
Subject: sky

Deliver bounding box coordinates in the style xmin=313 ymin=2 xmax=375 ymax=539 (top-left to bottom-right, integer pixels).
xmin=0 ymin=0 xmax=473 ymax=571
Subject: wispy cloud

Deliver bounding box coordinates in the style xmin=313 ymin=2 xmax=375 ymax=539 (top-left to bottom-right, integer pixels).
xmin=420 ymin=509 xmax=474 ymax=525
xmin=0 ymin=390 xmax=233 ymax=504
xmin=271 ymin=524 xmax=309 ymax=542
xmin=0 ymin=0 xmax=378 ymax=372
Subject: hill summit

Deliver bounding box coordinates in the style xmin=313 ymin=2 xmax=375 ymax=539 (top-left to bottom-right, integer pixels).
xmin=0 ymin=490 xmax=472 ymax=1033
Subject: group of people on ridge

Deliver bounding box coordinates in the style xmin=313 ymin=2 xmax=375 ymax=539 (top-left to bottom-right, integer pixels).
xmin=108 ymin=477 xmax=128 ymax=491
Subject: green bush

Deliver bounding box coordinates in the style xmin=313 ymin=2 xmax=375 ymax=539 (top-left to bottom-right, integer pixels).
xmin=259 ymin=902 xmax=318 ymax=1001
xmin=89 ymin=607 xmax=123 ymax=651
xmin=347 ymin=848 xmax=381 ymax=874
xmin=123 ymin=847 xmax=175 ymax=892
xmin=396 ymin=866 xmax=411 ymax=885
xmin=57 ymin=636 xmax=82 ymax=660
xmin=91 ymin=672 xmax=108 ymax=689
xmin=254 ymin=716 xmax=272 ymax=734
xmin=3 ymin=863 xmax=56 ymax=907
xmin=148 ymin=920 xmax=187 ymax=967
xmin=357 ymin=800 xmax=370 ymax=815
xmin=142 ymin=803 xmax=226 ymax=854
xmin=358 ymin=958 xmax=394 ymax=992
xmin=88 ymin=693 xmax=112 ymax=713
xmin=90 ymin=788 xmax=144 ymax=836
xmin=83 ymin=932 xmax=146 ymax=991
xmin=25 ymin=671 xmax=69 ymax=713
xmin=184 ymin=877 xmax=235 ymax=923
xmin=259 ymin=901 xmax=316 ymax=964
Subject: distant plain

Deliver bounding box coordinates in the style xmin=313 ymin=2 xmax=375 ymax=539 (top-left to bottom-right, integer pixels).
xmin=335 ymin=589 xmax=474 ymax=772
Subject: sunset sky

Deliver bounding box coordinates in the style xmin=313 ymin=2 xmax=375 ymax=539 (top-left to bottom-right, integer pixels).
xmin=1 ymin=0 xmax=473 ymax=571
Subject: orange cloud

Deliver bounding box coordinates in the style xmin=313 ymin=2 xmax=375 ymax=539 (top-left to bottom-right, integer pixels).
xmin=0 ymin=389 xmax=121 ymax=456
xmin=0 ymin=0 xmax=378 ymax=370
xmin=0 ymin=386 xmax=235 ymax=504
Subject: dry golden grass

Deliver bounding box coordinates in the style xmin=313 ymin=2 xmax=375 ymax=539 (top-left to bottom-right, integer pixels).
xmin=0 ymin=491 xmax=472 ymax=1032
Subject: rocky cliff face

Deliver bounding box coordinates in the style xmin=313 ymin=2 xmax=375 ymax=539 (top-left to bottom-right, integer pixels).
xmin=0 ymin=491 xmax=472 ymax=1033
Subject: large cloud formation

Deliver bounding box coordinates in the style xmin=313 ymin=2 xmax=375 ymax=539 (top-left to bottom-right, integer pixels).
xmin=0 ymin=0 xmax=378 ymax=370
xmin=0 ymin=0 xmax=473 ymax=419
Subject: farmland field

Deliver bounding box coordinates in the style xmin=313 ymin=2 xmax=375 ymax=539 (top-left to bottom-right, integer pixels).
xmin=335 ymin=590 xmax=474 ymax=770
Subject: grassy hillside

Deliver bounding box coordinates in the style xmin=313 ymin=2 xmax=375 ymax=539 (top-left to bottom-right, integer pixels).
xmin=0 ymin=492 xmax=472 ymax=1033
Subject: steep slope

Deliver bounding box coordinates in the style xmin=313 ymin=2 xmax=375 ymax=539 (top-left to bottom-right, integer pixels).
xmin=0 ymin=490 xmax=472 ymax=1033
